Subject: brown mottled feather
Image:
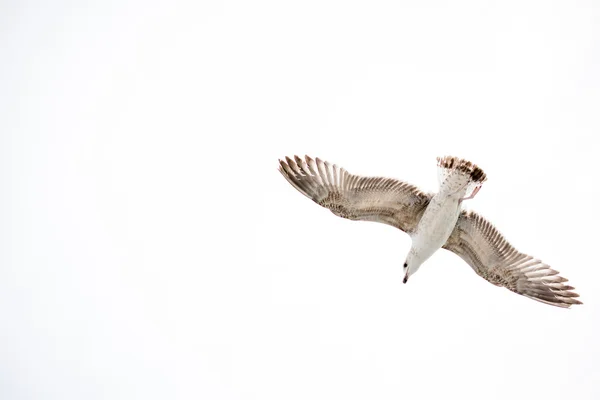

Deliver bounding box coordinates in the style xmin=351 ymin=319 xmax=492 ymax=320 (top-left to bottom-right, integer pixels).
xmin=278 ymin=155 xmax=431 ymax=233
xmin=437 ymin=156 xmax=487 ymax=183
xmin=443 ymin=211 xmax=582 ymax=308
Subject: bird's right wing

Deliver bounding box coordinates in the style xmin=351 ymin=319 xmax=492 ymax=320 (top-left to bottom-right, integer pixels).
xmin=443 ymin=210 xmax=582 ymax=308
xmin=279 ymin=155 xmax=431 ymax=234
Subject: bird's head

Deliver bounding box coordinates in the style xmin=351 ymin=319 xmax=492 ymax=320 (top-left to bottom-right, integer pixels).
xmin=402 ymin=252 xmax=423 ymax=284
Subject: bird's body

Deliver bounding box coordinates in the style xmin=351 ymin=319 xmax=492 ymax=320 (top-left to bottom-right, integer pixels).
xmin=404 ymin=156 xmax=487 ymax=281
xmin=278 ymin=155 xmax=582 ymax=308
xmin=408 ymin=192 xmax=462 ymax=277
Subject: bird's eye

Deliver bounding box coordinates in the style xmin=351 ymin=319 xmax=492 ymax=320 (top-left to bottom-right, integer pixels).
xmin=403 ymin=263 xmax=408 ymax=268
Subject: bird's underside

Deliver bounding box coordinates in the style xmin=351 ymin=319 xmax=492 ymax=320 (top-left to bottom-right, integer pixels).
xmin=278 ymin=155 xmax=582 ymax=308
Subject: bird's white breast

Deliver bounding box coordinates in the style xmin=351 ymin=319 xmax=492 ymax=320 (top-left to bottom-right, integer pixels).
xmin=410 ymin=193 xmax=462 ymax=263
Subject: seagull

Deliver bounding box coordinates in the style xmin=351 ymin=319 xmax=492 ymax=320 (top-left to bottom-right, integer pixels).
xmin=278 ymin=155 xmax=582 ymax=308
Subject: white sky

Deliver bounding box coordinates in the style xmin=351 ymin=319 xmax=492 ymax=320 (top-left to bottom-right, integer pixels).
xmin=2 ymin=1 xmax=600 ymax=399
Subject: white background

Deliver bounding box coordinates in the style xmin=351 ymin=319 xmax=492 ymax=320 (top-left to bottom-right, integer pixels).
xmin=2 ymin=1 xmax=599 ymax=399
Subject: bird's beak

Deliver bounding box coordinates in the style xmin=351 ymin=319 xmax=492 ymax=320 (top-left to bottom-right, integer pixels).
xmin=403 ymin=272 xmax=409 ymax=284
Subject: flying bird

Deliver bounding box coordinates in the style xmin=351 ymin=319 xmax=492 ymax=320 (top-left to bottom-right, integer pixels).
xmin=278 ymin=155 xmax=581 ymax=308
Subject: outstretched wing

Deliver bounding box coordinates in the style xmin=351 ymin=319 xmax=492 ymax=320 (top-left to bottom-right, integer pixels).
xmin=443 ymin=210 xmax=582 ymax=308
xmin=278 ymin=155 xmax=431 ymax=234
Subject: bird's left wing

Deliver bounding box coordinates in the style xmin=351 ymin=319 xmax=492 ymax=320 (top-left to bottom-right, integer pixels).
xmin=443 ymin=210 xmax=582 ymax=308
xmin=279 ymin=155 xmax=431 ymax=234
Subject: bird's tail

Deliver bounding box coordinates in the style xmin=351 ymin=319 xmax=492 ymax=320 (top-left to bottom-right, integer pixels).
xmin=436 ymin=156 xmax=487 ymax=197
